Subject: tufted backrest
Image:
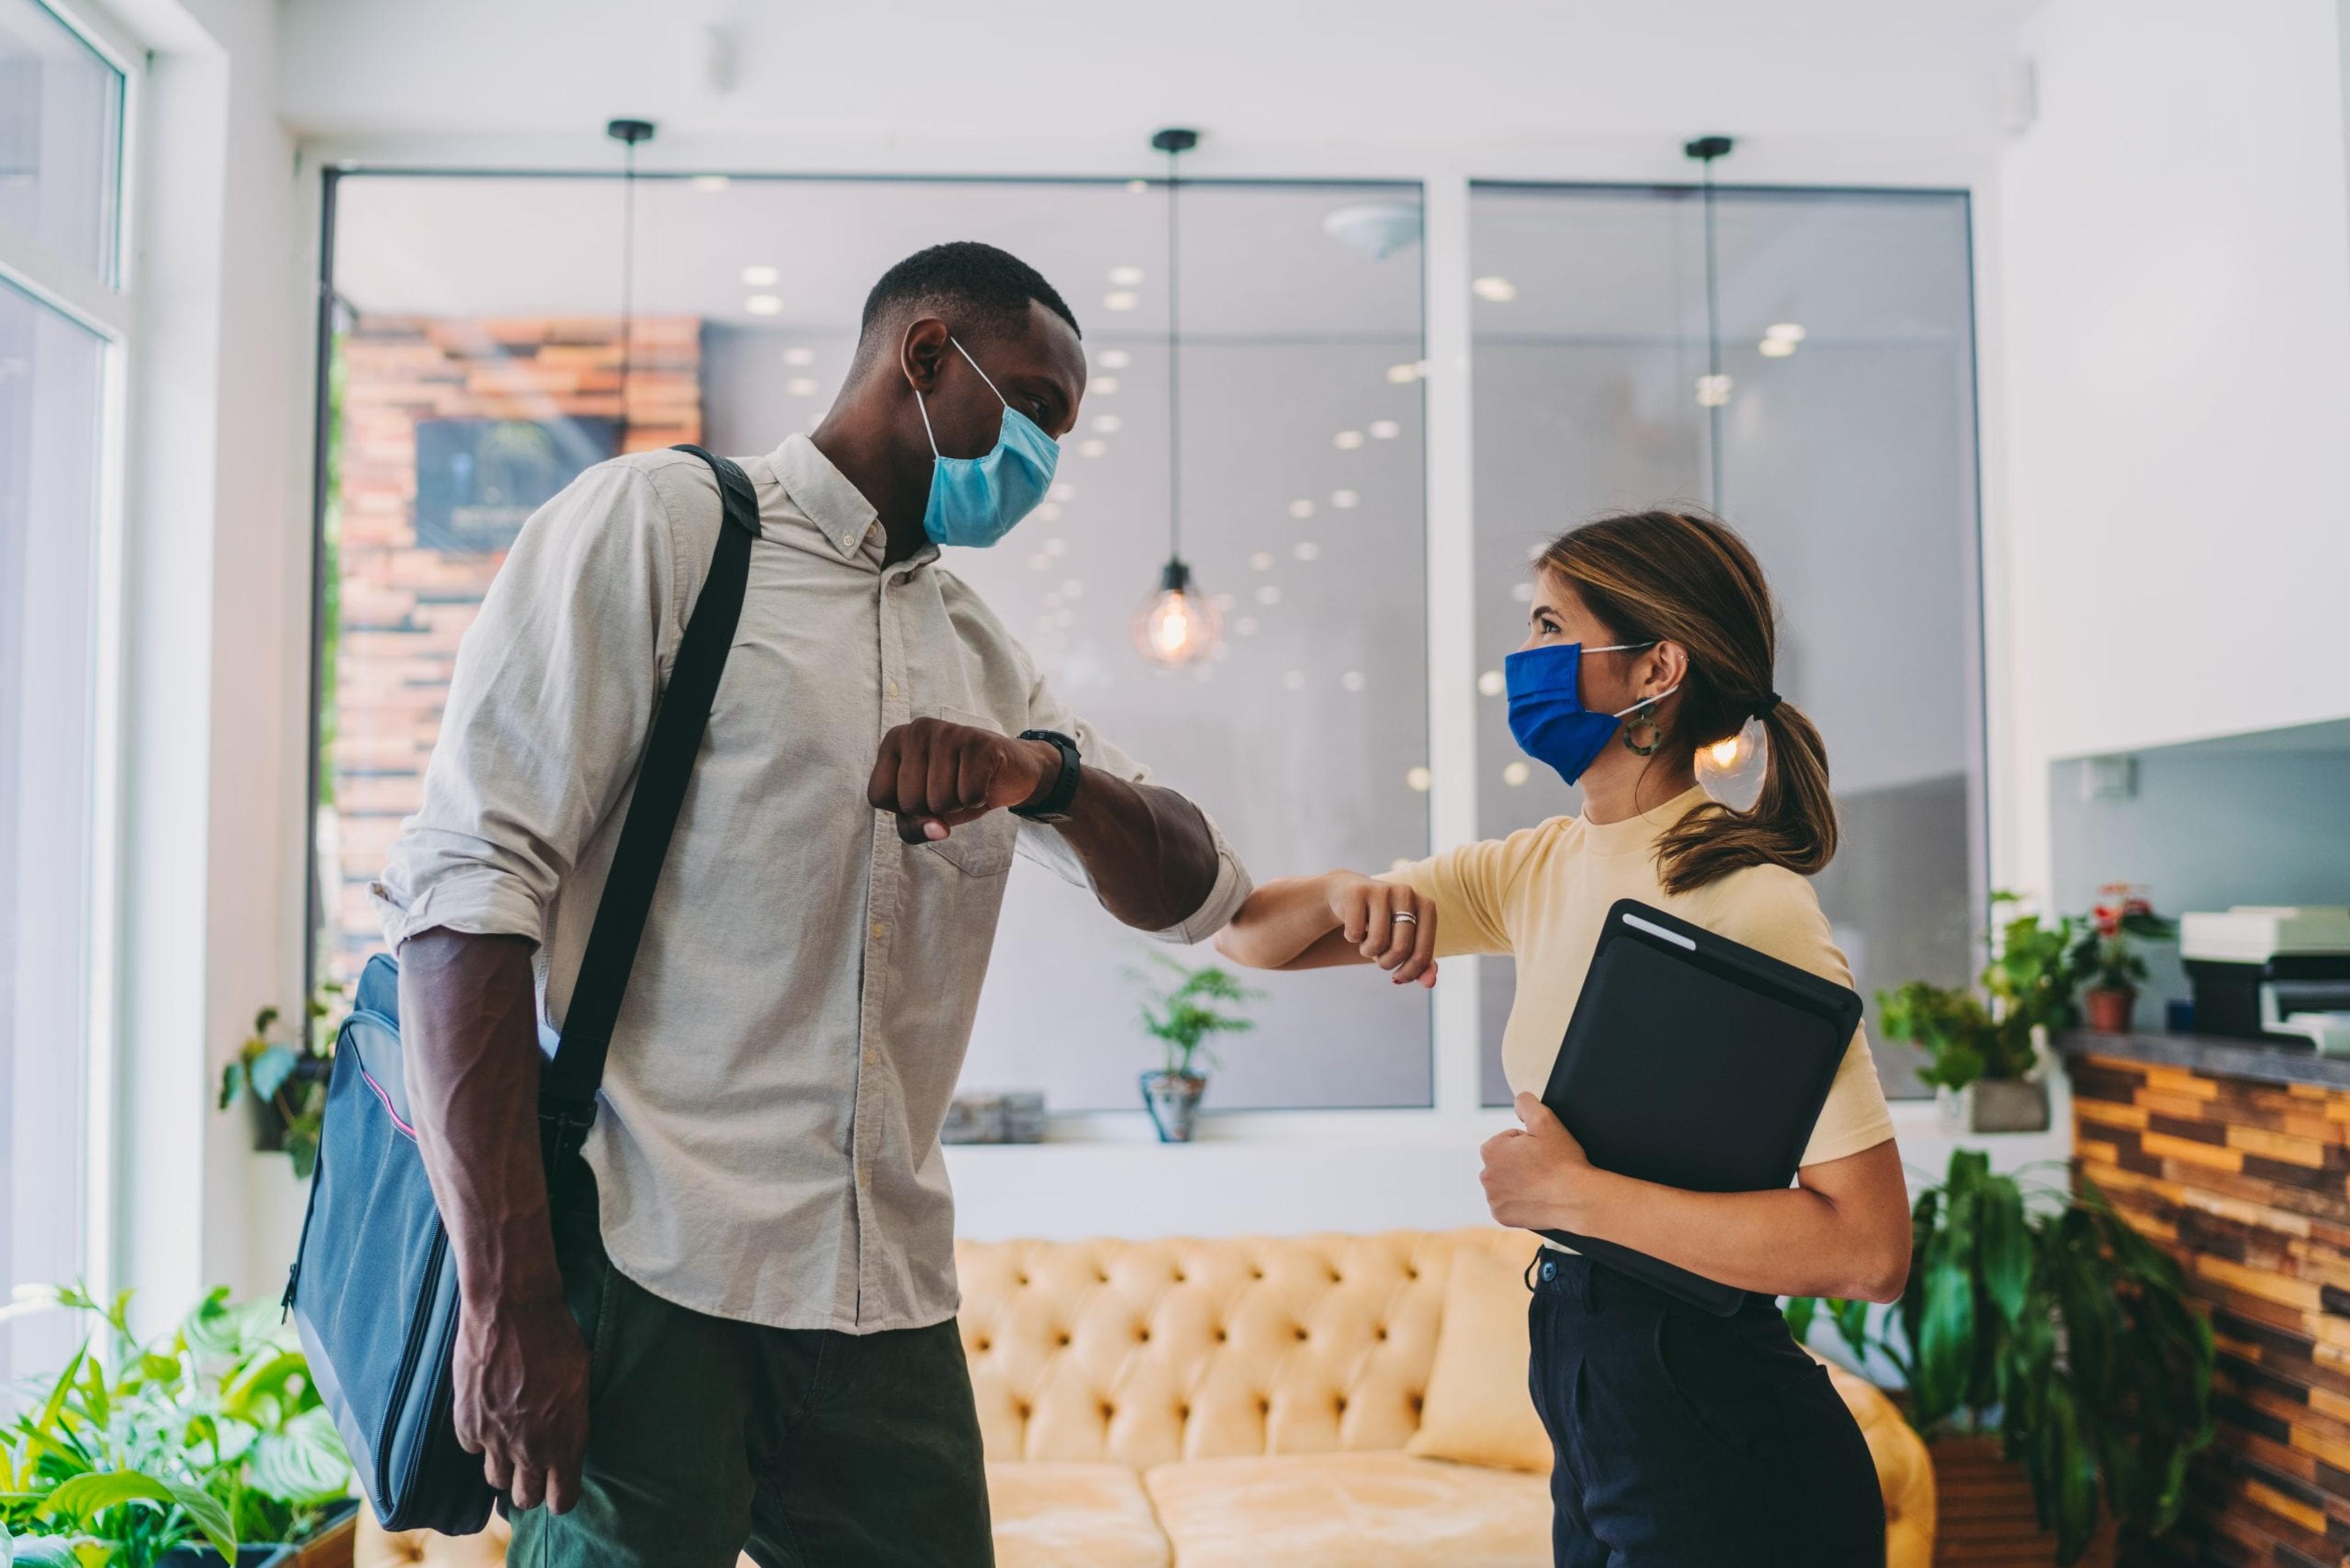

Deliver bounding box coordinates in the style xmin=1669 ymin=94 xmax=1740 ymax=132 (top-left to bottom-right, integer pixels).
xmin=955 ymin=1227 xmax=1532 ymax=1471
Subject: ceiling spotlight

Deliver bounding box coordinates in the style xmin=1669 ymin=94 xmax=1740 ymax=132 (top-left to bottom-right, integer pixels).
xmin=1321 ymin=200 xmax=1423 ymax=260
xmin=1758 ymin=337 xmax=1797 ymax=359
xmin=1404 ymin=766 xmax=1433 ymax=792
xmin=1764 ymin=323 xmax=1807 ymax=343
xmin=1043 ymin=536 xmax=1067 ymax=555
xmin=1104 ymin=291 xmax=1140 ymax=312
xmin=1079 ymin=438 xmax=1108 ymax=457
xmin=1109 ymin=264 xmax=1146 ymax=286
xmin=745 ymin=295 xmax=781 ymax=316
xmin=1099 ymin=349 xmax=1131 ymax=370
xmin=1091 ymin=414 xmax=1122 ymax=434
xmin=1249 ymin=551 xmax=1274 ymax=571
xmin=1128 ymin=178 xmax=1150 ymax=194
xmin=1472 ymin=276 xmax=1518 ymax=302
xmin=781 ymin=345 xmax=815 ymax=365
xmin=1502 ymin=761 xmax=1531 ymax=787
xmin=1256 ymin=585 xmax=1283 ymax=605
xmin=742 ymin=264 xmax=779 ymax=286
xmin=785 ymin=377 xmax=818 ymax=395
xmin=1289 ymin=499 xmax=1315 ymax=519
xmin=1340 ymin=670 xmax=1367 ymax=692
xmin=1386 ymin=363 xmax=1420 ymax=384
xmin=1094 ymin=376 xmax=1121 ymax=395
xmin=1035 ymin=504 xmax=1064 ymax=523
xmin=1334 ymin=430 xmax=1365 ymax=450
xmin=1695 ymin=373 xmax=1733 ymax=408
xmin=1477 ymin=670 xmax=1505 ymax=696
xmin=1512 ymin=581 xmax=1535 ymax=603
xmin=1369 ymin=420 xmax=1400 ymax=439
xmin=1050 ymin=482 xmax=1077 ymax=501
xmin=1330 ymin=490 xmax=1360 ymax=509
xmin=1293 ymin=542 xmax=1321 ymax=561
xmin=693 ymin=174 xmax=731 ymax=192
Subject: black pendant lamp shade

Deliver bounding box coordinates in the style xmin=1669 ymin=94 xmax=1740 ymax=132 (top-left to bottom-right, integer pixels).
xmin=1130 ymin=127 xmax=1222 ymax=667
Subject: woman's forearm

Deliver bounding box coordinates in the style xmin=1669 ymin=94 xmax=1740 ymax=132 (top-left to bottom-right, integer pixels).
xmin=1215 ymin=872 xmax=1349 ymax=968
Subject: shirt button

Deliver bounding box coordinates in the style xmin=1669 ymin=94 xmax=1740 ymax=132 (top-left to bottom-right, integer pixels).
xmin=870 ymin=921 xmax=887 ymax=939
xmin=887 ymin=679 xmax=900 ymax=698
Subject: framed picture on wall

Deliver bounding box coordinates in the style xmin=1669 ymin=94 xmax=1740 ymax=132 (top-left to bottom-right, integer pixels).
xmin=412 ymin=416 xmax=620 ymax=554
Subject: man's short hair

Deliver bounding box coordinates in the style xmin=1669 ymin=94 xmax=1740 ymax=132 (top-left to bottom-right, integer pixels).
xmin=856 ymin=242 xmax=1080 ymax=367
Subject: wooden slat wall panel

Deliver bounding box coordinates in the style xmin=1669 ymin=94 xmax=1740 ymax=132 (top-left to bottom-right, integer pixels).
xmin=2069 ymin=1052 xmax=2350 ymax=1567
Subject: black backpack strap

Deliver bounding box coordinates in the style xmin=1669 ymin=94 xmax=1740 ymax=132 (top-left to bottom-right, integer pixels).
xmin=539 ymin=446 xmax=760 ymax=1154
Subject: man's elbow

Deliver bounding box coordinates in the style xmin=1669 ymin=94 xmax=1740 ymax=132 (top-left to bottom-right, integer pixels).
xmin=1848 ymin=1233 xmax=1913 ymax=1305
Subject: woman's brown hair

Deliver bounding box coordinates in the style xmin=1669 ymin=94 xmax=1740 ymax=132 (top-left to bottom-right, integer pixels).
xmin=1537 ymin=510 xmax=1837 ymax=894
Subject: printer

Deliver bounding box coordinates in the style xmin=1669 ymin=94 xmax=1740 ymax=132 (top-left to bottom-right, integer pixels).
xmin=2180 ymin=906 xmax=2350 ymax=1054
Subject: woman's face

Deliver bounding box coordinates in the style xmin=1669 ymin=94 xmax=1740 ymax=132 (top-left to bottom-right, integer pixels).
xmin=1518 ymin=569 xmax=1654 ymax=714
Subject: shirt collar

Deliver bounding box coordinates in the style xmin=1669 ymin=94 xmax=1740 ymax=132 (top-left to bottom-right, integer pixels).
xmin=770 ymin=432 xmax=893 ymax=564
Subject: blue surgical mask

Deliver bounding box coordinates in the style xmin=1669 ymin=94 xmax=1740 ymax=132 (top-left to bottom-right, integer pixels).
xmin=916 ymin=338 xmax=1059 ymax=548
xmin=1504 ymin=640 xmax=1679 ymax=785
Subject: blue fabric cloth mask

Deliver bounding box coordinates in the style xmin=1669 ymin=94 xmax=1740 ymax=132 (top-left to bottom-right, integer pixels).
xmin=916 ymin=338 xmax=1059 ymax=548
xmin=1504 ymin=639 xmax=1678 ymax=785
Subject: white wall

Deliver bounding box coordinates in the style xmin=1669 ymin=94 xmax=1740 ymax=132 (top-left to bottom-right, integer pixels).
xmin=1996 ymin=0 xmax=2350 ymax=898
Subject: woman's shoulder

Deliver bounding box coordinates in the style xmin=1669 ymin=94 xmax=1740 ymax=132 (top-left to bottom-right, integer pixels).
xmin=1684 ymin=860 xmax=1832 ymax=945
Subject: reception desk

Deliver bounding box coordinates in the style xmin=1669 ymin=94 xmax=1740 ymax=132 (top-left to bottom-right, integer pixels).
xmin=2059 ymin=1030 xmax=2350 ymax=1564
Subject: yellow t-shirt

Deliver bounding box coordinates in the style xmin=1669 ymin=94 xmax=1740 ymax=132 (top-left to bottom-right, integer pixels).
xmin=1389 ymin=786 xmax=1895 ymax=1170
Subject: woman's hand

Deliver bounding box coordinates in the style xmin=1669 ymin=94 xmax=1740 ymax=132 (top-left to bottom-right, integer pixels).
xmin=1326 ymin=873 xmax=1439 ymax=986
xmin=1480 ymin=1093 xmax=1612 ymax=1232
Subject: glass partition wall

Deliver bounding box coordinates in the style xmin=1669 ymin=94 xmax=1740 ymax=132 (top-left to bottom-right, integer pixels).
xmin=315 ymin=173 xmax=1433 ymax=1110
xmin=1468 ymin=184 xmax=1985 ymax=1101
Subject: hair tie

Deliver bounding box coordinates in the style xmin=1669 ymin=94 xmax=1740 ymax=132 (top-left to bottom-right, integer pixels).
xmin=1755 ymin=692 xmax=1782 ymax=718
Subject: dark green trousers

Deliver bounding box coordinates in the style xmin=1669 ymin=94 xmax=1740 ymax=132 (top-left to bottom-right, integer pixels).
xmin=509 ymin=1159 xmax=994 ymax=1567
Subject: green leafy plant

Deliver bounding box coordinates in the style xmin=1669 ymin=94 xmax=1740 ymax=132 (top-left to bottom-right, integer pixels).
xmin=219 ymin=984 xmax=346 ymax=1179
xmin=1 ymin=1284 xmax=354 ymax=1566
xmin=2072 ymin=883 xmax=2178 ymax=994
xmin=1787 ymin=1150 xmax=2215 ymax=1564
xmin=1882 ymin=893 xmax=2091 ymax=1092
xmin=1127 ymin=953 xmax=1262 ymax=1078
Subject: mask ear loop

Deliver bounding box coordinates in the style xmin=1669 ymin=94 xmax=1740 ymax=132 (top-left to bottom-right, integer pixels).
xmin=947 ymin=336 xmax=1012 ymax=408
xmin=912 ymin=337 xmax=1008 ymax=460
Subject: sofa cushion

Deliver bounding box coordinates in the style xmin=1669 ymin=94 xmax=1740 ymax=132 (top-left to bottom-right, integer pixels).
xmin=1144 ymin=1451 xmax=1550 ymax=1567
xmin=987 ymin=1461 xmax=1169 ymax=1568
xmin=1404 ymin=1244 xmax=1551 ymax=1474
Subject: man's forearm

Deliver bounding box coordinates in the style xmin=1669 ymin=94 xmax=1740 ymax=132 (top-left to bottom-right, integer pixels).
xmin=399 ymin=929 xmax=564 ymax=1310
xmin=1039 ymin=755 xmax=1220 ymax=932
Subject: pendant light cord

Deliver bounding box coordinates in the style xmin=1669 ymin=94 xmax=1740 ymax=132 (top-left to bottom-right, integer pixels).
xmin=619 ymin=138 xmax=638 ymax=437
xmin=1165 ymin=145 xmax=1182 ymax=564
xmin=1701 ymin=154 xmax=1723 ymax=518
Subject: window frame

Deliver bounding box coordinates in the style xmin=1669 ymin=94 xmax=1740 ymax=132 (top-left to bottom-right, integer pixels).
xmin=0 ymin=0 xmax=140 ymax=1309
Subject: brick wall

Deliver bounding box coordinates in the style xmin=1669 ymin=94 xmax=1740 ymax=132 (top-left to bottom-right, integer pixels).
xmin=327 ymin=315 xmax=701 ymax=982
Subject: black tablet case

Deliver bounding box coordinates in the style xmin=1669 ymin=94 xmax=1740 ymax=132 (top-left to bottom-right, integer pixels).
xmin=1536 ymin=898 xmax=1865 ymax=1315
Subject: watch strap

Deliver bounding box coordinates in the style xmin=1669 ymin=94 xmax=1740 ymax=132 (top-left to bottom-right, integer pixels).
xmin=1012 ymin=729 xmax=1082 ymax=822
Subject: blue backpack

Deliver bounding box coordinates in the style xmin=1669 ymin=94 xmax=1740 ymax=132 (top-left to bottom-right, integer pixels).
xmin=286 ymin=447 xmax=759 ymax=1533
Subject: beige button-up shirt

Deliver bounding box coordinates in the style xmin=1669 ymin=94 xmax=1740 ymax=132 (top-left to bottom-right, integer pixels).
xmin=373 ymin=435 xmax=1251 ymax=1333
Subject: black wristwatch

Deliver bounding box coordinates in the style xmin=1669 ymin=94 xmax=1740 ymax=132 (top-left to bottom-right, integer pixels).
xmin=1012 ymin=729 xmax=1083 ymax=823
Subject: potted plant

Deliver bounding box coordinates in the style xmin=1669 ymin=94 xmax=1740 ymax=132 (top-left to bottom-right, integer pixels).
xmin=2068 ymin=884 xmax=2176 ymax=1034
xmin=1 ymin=1285 xmax=356 ymax=1567
xmin=1881 ymin=894 xmax=2080 ymax=1133
xmin=1127 ymin=953 xmax=1261 ymax=1142
xmin=218 ymin=985 xmax=345 ymax=1179
xmin=1787 ymin=1149 xmax=2215 ymax=1566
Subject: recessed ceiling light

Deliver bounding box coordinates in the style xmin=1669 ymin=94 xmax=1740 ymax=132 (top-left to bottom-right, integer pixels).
xmin=1477 ymin=670 xmax=1504 ymax=696
xmin=1050 ymin=482 xmax=1077 ymax=502
xmin=1104 ymin=291 xmax=1140 ymax=312
xmin=1758 ymin=337 xmax=1797 ymax=359
xmin=1330 ymin=490 xmax=1360 ymax=509
xmin=742 ymin=265 xmax=780 ymax=286
xmin=1043 ymin=536 xmax=1067 ymax=555
xmin=782 ymin=345 xmax=814 ymax=365
xmin=1294 ymin=542 xmax=1321 ymax=562
xmin=1340 ymin=670 xmax=1367 ymax=692
xmin=1128 ymin=179 xmax=1151 ymax=195
xmin=1099 ymin=349 xmax=1131 ymax=370
xmin=1108 ymin=265 xmax=1145 ymax=286
xmin=1289 ymin=499 xmax=1315 ymax=519
xmin=1079 ymin=438 xmax=1108 ymax=457
xmin=1512 ymin=582 xmax=1536 ymax=603
xmin=1503 ymin=761 xmax=1531 ymax=786
xmin=745 ymin=295 xmax=782 ymax=316
xmin=1091 ymin=414 xmax=1121 ymax=434
xmin=1764 ymin=323 xmax=1807 ymax=343
xmin=1334 ymin=430 xmax=1364 ymax=450
xmin=1386 ymin=363 xmax=1420 ymax=384
xmin=693 ymin=174 xmax=731 ymax=192
xmin=1368 ymin=420 xmax=1400 ymax=439
xmin=1472 ymin=276 xmax=1517 ymax=302
xmin=1404 ymin=766 xmax=1432 ymax=792
xmin=1695 ymin=373 xmax=1733 ymax=407
xmin=785 ymin=377 xmax=818 ymax=396
xmin=1035 ymin=504 xmax=1064 ymax=523
xmin=1257 ymin=585 xmax=1283 ymax=606
xmin=1284 ymin=670 xmax=1307 ymax=691
xmin=1250 ymin=551 xmax=1275 ymax=571
xmin=1094 ymin=376 xmax=1120 ymax=395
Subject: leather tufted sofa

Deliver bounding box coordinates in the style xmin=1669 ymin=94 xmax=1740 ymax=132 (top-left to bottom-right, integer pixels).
xmin=358 ymin=1228 xmax=1934 ymax=1567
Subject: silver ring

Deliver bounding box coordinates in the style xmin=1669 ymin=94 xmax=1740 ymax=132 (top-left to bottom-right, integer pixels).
xmin=1391 ymin=911 xmax=1418 ymax=925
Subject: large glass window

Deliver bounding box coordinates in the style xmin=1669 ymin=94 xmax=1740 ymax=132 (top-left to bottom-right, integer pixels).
xmin=1468 ymin=184 xmax=1983 ymax=1101
xmin=316 ymin=174 xmax=1431 ymax=1111
xmin=0 ymin=0 xmax=123 ymax=282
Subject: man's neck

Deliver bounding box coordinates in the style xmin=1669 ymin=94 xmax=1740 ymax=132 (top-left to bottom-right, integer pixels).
xmin=809 ymin=413 xmax=931 ymax=565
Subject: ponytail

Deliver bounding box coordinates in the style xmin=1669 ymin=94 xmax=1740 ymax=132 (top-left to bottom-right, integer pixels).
xmin=1537 ymin=510 xmax=1840 ymax=895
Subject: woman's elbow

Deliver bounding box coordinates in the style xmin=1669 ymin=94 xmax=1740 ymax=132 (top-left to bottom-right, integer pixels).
xmin=1849 ymin=1230 xmax=1913 ymax=1304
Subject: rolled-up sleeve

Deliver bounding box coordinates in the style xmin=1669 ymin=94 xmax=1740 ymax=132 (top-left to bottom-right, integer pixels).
xmin=371 ymin=460 xmax=681 ymax=952
xmin=1012 ymin=661 xmax=1254 ymax=946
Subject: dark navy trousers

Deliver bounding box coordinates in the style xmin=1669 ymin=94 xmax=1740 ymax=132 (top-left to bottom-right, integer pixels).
xmin=1526 ymin=1250 xmax=1884 ymax=1567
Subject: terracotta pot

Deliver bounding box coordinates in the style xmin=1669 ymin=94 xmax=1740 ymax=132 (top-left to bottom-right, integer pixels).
xmin=1929 ymin=1433 xmax=2117 ymax=1566
xmin=2084 ymin=986 xmax=2137 ymax=1033
xmin=1141 ymin=1071 xmax=1207 ymax=1142
xmin=1937 ymin=1078 xmax=2051 ymax=1134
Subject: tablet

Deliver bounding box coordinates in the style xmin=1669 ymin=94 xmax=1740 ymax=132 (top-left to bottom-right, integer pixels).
xmin=1536 ymin=898 xmax=1865 ymax=1315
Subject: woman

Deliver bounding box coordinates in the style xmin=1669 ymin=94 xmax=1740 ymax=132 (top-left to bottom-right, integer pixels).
xmin=1217 ymin=510 xmax=1909 ymax=1566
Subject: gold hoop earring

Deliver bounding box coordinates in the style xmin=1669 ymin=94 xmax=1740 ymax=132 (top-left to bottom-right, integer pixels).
xmin=1622 ymin=714 xmax=1665 ymax=756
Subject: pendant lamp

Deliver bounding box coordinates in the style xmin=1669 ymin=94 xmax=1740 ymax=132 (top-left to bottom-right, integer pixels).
xmin=1684 ymin=133 xmax=1733 ymax=516
xmin=1131 ymin=127 xmax=1222 ymax=667
xmin=606 ymin=117 xmax=655 ymax=441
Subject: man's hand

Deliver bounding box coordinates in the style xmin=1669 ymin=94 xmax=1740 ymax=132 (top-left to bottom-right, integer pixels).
xmin=867 ymin=717 xmax=1059 ymax=845
xmin=1480 ymin=1093 xmax=1610 ymax=1231
xmin=452 ymin=1291 xmax=591 ymax=1512
xmin=1324 ymin=872 xmax=1440 ymax=986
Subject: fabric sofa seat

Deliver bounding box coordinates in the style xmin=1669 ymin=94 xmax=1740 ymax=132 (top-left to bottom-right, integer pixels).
xmin=1144 ymin=1450 xmax=1551 ymax=1567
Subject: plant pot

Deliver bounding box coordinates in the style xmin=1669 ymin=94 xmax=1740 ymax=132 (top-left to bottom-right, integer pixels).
xmin=1937 ymin=1077 xmax=2051 ymax=1134
xmin=156 ymin=1501 xmax=359 ymax=1568
xmin=1140 ymin=1071 xmax=1206 ymax=1143
xmin=157 ymin=1547 xmax=296 ymax=1567
xmin=2083 ymin=985 xmax=2136 ymax=1033
xmin=1928 ymin=1433 xmax=2117 ymax=1566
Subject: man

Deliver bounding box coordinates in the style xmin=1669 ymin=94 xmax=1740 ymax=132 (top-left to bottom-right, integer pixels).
xmin=375 ymin=242 xmax=1250 ymax=1566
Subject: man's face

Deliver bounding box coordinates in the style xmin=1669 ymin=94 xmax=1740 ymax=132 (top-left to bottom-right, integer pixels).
xmin=907 ymin=300 xmax=1087 ymax=465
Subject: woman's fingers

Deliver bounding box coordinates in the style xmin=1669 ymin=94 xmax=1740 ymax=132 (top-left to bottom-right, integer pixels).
xmin=1375 ymin=888 xmax=1421 ymax=969
xmin=1358 ymin=883 xmax=1395 ymax=958
xmin=1391 ymin=897 xmax=1440 ymax=984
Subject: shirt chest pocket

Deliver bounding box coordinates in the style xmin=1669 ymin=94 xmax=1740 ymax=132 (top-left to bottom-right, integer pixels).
xmin=921 ymin=705 xmax=1021 ymax=879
